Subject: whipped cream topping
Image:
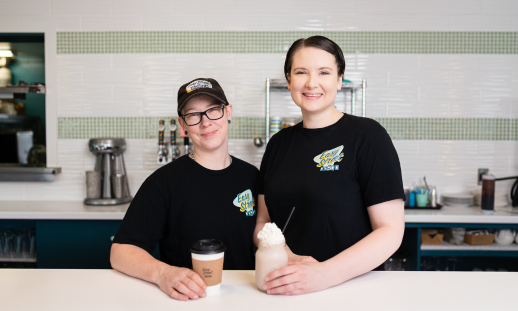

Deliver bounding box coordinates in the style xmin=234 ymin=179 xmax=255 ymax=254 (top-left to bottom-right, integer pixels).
xmin=257 ymin=222 xmax=285 ymax=244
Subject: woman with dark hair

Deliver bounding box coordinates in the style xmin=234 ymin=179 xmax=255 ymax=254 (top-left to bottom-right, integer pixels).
xmin=254 ymin=36 xmax=405 ymax=295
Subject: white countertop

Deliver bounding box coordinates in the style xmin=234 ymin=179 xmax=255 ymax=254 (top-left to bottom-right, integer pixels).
xmin=0 ymin=200 xmax=129 ymax=220
xmin=1 ymin=269 xmax=516 ymax=311
xmin=0 ymin=200 xmax=518 ymax=224
xmin=405 ymin=205 xmax=518 ymax=224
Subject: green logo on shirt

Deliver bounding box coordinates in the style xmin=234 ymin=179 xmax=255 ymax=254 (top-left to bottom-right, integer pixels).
xmin=233 ymin=189 xmax=256 ymax=216
xmin=314 ymin=146 xmax=344 ymax=171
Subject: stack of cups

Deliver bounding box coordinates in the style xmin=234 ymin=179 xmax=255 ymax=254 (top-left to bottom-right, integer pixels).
xmin=270 ymin=117 xmax=282 ymax=138
xmin=191 ymin=239 xmax=226 ymax=295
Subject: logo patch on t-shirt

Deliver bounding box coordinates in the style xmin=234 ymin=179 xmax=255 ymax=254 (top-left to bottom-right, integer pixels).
xmin=313 ymin=145 xmax=344 ymax=171
xmin=233 ymin=189 xmax=256 ymax=216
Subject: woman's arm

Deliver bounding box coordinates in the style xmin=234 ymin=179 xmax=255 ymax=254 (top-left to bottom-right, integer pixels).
xmin=110 ymin=243 xmax=207 ymax=301
xmin=262 ymin=199 xmax=404 ymax=295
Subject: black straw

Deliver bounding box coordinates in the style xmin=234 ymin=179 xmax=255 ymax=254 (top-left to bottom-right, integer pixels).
xmin=282 ymin=207 xmax=296 ymax=233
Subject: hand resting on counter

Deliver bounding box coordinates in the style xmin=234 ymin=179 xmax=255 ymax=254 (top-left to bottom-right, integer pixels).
xmin=111 ymin=243 xmax=207 ymax=301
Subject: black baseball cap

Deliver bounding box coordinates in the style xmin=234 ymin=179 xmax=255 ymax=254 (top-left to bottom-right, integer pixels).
xmin=177 ymin=78 xmax=229 ymax=115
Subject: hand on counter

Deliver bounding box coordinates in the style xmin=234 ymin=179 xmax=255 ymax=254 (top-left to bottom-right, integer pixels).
xmin=156 ymin=266 xmax=207 ymax=301
xmin=263 ymin=261 xmax=330 ymax=296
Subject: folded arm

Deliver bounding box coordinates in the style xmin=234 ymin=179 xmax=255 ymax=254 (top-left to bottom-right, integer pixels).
xmin=263 ymin=199 xmax=405 ymax=295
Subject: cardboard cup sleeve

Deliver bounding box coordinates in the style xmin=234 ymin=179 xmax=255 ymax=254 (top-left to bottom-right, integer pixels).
xmin=191 ymin=253 xmax=224 ymax=287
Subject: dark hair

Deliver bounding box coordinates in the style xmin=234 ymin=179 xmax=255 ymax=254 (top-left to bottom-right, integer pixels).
xmin=284 ymin=36 xmax=346 ymax=82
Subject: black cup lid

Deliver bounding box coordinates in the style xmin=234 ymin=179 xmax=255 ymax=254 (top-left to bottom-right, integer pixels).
xmin=190 ymin=239 xmax=226 ymax=254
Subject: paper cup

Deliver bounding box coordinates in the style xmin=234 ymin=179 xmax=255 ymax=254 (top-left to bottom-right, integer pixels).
xmin=191 ymin=239 xmax=225 ymax=295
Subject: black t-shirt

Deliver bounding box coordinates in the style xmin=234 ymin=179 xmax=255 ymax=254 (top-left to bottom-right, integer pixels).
xmin=258 ymin=114 xmax=405 ymax=264
xmin=113 ymin=155 xmax=258 ymax=270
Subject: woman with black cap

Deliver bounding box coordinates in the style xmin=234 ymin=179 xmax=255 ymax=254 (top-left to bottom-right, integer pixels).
xmin=111 ymin=78 xmax=258 ymax=301
xmin=254 ymin=36 xmax=406 ymax=295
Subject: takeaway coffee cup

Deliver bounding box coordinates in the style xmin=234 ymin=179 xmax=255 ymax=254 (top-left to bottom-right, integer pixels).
xmin=191 ymin=239 xmax=225 ymax=295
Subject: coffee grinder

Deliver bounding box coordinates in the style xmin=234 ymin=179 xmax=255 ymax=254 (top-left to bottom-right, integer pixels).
xmin=84 ymin=138 xmax=132 ymax=205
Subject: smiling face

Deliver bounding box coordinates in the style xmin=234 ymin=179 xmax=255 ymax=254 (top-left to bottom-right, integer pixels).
xmin=287 ymin=47 xmax=343 ymax=115
xmin=178 ymin=94 xmax=232 ymax=153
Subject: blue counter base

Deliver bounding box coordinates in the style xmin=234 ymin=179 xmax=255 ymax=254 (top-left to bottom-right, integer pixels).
xmin=1 ymin=220 xmax=159 ymax=269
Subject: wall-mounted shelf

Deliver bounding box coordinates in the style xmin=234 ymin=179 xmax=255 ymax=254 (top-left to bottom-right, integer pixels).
xmin=0 ymin=256 xmax=36 ymax=263
xmin=0 ymin=166 xmax=62 ymax=182
xmin=0 ymin=84 xmax=45 ymax=99
xmin=0 ymin=85 xmax=45 ymax=94
xmin=421 ymin=241 xmax=518 ymax=252
xmin=269 ymin=79 xmax=362 ymax=91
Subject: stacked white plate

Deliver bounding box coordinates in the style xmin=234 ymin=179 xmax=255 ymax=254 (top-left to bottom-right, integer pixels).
xmin=472 ymin=189 xmax=509 ymax=207
xmin=441 ymin=193 xmax=474 ymax=207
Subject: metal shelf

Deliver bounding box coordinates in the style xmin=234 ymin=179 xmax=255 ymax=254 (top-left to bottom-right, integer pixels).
xmin=0 ymin=85 xmax=45 ymax=100
xmin=422 ymin=240 xmax=518 ymax=251
xmin=0 ymin=256 xmax=37 ymax=263
xmin=0 ymin=166 xmax=62 ymax=182
xmin=421 ymin=240 xmax=518 ymax=257
xmin=262 ymin=78 xmax=367 ymax=145
xmin=0 ymin=85 xmax=45 ymax=94
xmin=269 ymin=79 xmax=362 ymax=91
xmin=0 ymin=114 xmax=41 ymax=122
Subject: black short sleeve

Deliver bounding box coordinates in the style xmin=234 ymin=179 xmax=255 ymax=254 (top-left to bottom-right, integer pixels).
xmin=356 ymin=121 xmax=405 ymax=207
xmin=258 ymin=135 xmax=275 ymax=195
xmin=113 ymin=174 xmax=169 ymax=254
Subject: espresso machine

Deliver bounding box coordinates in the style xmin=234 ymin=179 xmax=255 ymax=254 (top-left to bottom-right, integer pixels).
xmin=84 ymin=138 xmax=132 ymax=205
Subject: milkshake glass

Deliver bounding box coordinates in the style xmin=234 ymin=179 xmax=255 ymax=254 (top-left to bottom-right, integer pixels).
xmin=255 ymin=223 xmax=288 ymax=291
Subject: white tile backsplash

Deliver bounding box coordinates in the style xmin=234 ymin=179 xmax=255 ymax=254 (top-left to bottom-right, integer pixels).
xmin=2 ymin=0 xmax=518 ymax=201
xmin=81 ymin=15 xmax=143 ymax=31
xmin=141 ymin=14 xmax=204 ymax=31
xmin=53 ymin=52 xmax=518 ymax=119
xmin=48 ymin=138 xmax=518 ymax=202
xmin=481 ymin=0 xmax=518 ymax=15
xmin=419 ymin=0 xmax=482 ymax=15
xmin=54 ymin=14 xmax=81 ymax=31
xmin=2 ymin=0 xmax=51 ymax=15
xmin=110 ymin=0 xmax=175 ymax=15
xmin=449 ymin=15 xmax=513 ymax=31
xmin=50 ymin=0 xmax=112 ymax=15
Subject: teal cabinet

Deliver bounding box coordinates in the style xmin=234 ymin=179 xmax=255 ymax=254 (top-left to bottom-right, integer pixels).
xmin=36 ymin=220 xmax=122 ymax=269
xmin=404 ymin=223 xmax=518 ymax=271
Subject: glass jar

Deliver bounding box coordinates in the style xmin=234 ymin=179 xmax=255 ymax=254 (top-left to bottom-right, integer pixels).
xmin=255 ymin=241 xmax=288 ymax=291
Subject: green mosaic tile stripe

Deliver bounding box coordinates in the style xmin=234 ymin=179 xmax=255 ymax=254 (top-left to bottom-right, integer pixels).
xmin=375 ymin=118 xmax=517 ymax=140
xmin=57 ymin=31 xmax=518 ymax=54
xmin=58 ymin=117 xmax=265 ymax=140
xmin=59 ymin=117 xmax=517 ymax=141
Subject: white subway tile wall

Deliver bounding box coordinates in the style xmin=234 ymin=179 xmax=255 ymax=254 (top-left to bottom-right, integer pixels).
xmin=2 ymin=0 xmax=518 ymax=201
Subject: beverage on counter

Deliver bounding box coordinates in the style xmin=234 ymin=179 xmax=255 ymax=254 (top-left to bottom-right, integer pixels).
xmin=255 ymin=222 xmax=288 ymax=292
xmin=190 ymin=239 xmax=225 ymax=295
xmin=481 ymin=172 xmax=495 ymax=214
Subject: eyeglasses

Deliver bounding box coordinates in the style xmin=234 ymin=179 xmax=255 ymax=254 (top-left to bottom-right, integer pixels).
xmin=180 ymin=105 xmax=226 ymax=126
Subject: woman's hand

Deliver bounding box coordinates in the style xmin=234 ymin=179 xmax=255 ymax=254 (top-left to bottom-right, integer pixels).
xmin=288 ymin=254 xmax=318 ymax=264
xmin=285 ymin=245 xmax=318 ymax=264
xmin=263 ymin=261 xmax=331 ymax=296
xmin=156 ymin=266 xmax=207 ymax=301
